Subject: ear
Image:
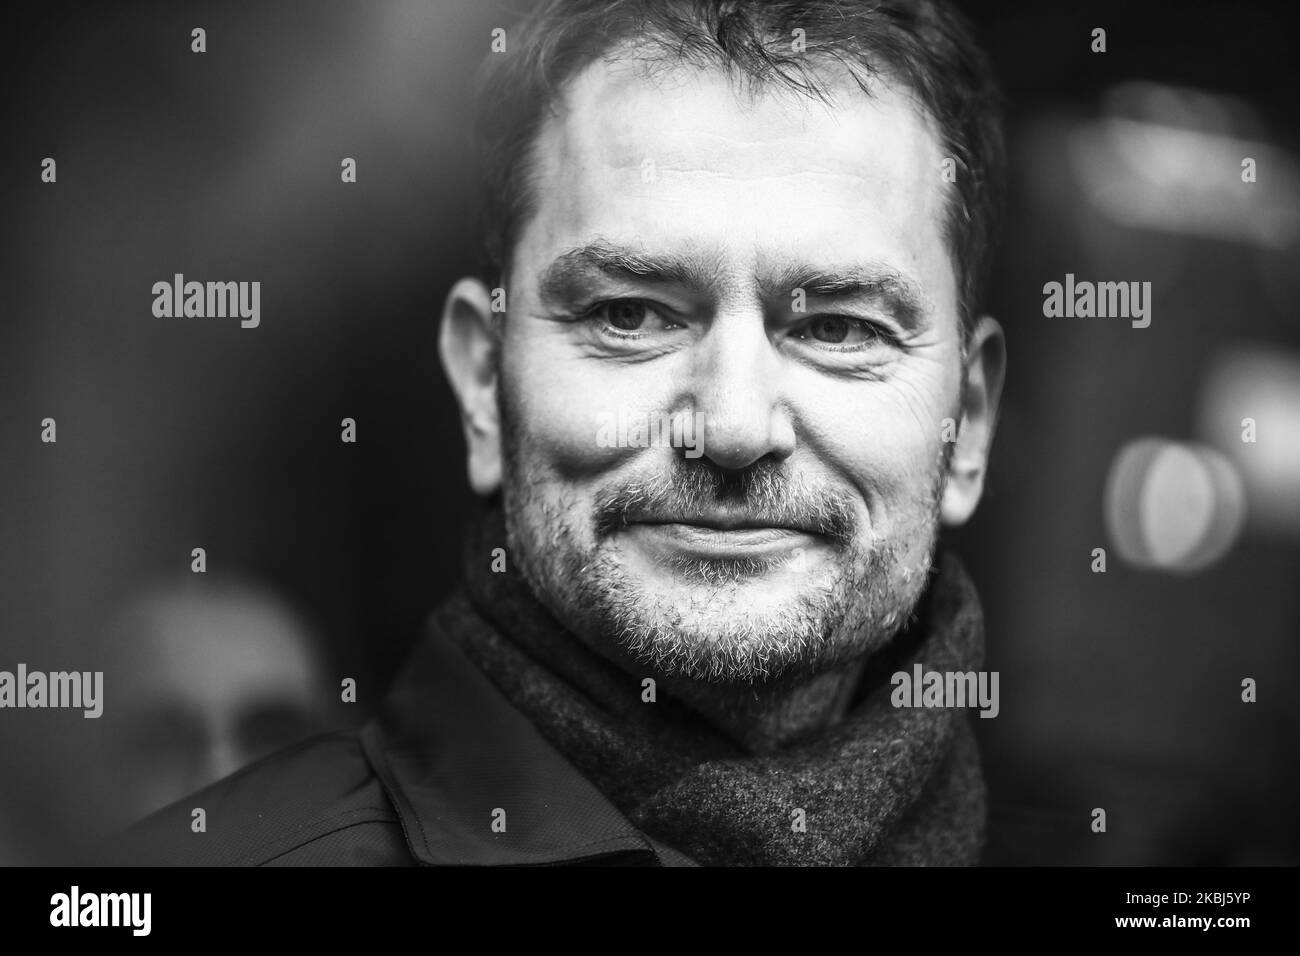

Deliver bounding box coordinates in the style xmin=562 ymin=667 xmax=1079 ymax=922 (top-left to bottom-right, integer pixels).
xmin=940 ymin=315 xmax=1006 ymax=526
xmin=438 ymin=277 xmax=503 ymax=496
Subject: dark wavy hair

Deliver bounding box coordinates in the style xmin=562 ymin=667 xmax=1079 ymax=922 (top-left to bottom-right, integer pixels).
xmin=473 ymin=0 xmax=1005 ymax=335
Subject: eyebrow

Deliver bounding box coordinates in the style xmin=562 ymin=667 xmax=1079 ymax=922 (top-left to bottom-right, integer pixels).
xmin=537 ymin=240 xmax=725 ymax=304
xmin=536 ymin=240 xmax=932 ymax=324
xmin=757 ymin=263 xmax=931 ymax=324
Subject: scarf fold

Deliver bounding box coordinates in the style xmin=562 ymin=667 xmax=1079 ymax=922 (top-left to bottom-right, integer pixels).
xmin=442 ymin=503 xmax=987 ymax=866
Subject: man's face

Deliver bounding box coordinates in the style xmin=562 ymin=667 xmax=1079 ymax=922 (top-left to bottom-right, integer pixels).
xmin=483 ymin=58 xmax=972 ymax=684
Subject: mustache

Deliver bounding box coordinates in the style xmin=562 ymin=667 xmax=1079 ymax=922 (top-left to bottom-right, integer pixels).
xmin=593 ymin=458 xmax=857 ymax=546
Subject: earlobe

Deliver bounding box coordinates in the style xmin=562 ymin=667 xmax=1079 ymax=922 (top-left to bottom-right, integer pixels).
xmin=438 ymin=277 xmax=503 ymax=496
xmin=940 ymin=315 xmax=1007 ymax=527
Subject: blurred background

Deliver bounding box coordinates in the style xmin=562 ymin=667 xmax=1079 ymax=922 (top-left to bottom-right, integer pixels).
xmin=2 ymin=0 xmax=1297 ymax=865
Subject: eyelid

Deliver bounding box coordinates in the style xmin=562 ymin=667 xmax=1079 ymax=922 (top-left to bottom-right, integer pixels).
xmin=576 ymin=300 xmax=899 ymax=353
xmin=793 ymin=314 xmax=901 ymax=349
xmin=579 ymin=297 xmax=682 ymax=329
xmin=580 ymin=295 xmax=663 ymax=313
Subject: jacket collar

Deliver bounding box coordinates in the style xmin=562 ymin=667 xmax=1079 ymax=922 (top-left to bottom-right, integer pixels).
xmin=360 ymin=603 xmax=692 ymax=866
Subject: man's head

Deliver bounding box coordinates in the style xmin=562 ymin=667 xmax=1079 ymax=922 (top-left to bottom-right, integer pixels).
xmin=441 ymin=0 xmax=1006 ymax=686
xmin=85 ymin=578 xmax=330 ymax=830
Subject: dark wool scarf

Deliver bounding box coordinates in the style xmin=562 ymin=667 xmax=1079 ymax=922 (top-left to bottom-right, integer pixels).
xmin=441 ymin=504 xmax=988 ymax=866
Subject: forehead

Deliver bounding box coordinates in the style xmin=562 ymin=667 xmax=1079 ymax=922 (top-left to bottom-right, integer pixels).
xmin=519 ymin=53 xmax=955 ymax=306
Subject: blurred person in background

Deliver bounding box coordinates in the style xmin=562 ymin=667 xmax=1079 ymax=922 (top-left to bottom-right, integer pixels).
xmin=91 ymin=576 xmax=334 ymax=826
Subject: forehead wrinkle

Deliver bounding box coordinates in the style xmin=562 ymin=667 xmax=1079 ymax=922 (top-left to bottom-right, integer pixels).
xmin=525 ymin=60 xmax=954 ymax=307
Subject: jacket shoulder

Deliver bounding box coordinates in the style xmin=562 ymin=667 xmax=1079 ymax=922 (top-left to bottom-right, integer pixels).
xmin=104 ymin=729 xmax=414 ymax=866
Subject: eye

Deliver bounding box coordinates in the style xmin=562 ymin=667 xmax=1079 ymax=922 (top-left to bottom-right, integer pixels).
xmin=582 ymin=299 xmax=678 ymax=337
xmin=602 ymin=299 xmax=649 ymax=330
xmin=796 ymin=315 xmax=895 ymax=348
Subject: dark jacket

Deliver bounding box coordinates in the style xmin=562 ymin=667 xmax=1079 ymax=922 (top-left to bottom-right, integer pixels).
xmin=109 ymin=606 xmax=696 ymax=867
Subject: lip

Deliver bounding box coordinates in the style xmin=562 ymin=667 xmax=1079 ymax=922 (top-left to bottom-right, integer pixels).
xmin=622 ymin=521 xmax=819 ymax=562
xmin=633 ymin=513 xmax=814 ymax=533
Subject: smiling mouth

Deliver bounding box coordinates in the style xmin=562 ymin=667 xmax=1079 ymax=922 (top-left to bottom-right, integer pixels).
xmin=643 ymin=521 xmax=806 ymax=539
xmin=631 ymin=511 xmax=817 ymax=533
xmin=621 ymin=519 xmax=822 ymax=562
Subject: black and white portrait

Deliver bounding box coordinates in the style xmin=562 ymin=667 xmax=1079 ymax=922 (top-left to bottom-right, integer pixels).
xmin=3 ymin=0 xmax=1297 ymax=896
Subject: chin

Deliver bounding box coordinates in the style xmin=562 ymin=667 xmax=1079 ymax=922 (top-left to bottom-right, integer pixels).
xmin=593 ymin=581 xmax=851 ymax=683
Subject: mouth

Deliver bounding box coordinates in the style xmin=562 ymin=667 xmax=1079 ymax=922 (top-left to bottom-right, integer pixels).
xmin=630 ymin=509 xmax=819 ymax=534
xmin=620 ymin=517 xmax=823 ymax=563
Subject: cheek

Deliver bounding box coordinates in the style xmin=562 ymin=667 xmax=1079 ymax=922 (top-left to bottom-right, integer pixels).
xmin=501 ymin=334 xmax=663 ymax=481
xmin=800 ymin=375 xmax=950 ymax=515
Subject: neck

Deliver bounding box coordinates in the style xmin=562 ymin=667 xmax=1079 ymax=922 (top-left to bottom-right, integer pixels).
xmin=655 ymin=656 xmax=871 ymax=754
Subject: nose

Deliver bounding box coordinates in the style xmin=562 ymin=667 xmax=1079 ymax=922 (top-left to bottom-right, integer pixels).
xmin=685 ymin=309 xmax=795 ymax=471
